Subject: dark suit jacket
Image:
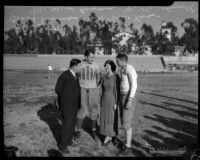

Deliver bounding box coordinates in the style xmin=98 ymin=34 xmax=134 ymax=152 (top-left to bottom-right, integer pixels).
xmin=55 ymin=70 xmax=80 ymax=112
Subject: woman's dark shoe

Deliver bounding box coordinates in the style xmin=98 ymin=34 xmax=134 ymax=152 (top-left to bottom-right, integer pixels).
xmin=112 ymin=137 xmax=122 ymax=148
xmin=92 ymin=130 xmax=99 ymax=142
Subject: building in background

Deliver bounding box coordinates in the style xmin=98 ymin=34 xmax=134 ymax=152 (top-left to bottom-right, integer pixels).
xmin=161 ymin=21 xmax=172 ymax=41
xmin=112 ymin=31 xmax=136 ymax=55
xmin=112 ymin=31 xmax=135 ymax=46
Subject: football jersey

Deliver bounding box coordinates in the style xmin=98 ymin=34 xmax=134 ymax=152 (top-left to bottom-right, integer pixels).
xmin=78 ymin=60 xmax=101 ymax=88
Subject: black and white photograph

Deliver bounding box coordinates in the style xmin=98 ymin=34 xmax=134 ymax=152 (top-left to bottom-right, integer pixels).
xmin=3 ymin=2 xmax=198 ymax=157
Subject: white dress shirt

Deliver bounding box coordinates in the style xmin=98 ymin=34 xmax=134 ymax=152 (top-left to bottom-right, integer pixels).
xmin=118 ymin=64 xmax=137 ymax=98
xmin=69 ymin=69 xmax=76 ymax=79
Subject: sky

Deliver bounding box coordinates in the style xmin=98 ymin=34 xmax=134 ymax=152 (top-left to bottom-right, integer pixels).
xmin=4 ymin=2 xmax=198 ymax=37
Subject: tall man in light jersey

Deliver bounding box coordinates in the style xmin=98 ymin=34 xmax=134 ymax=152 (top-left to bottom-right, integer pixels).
xmin=75 ymin=49 xmax=101 ymax=142
xmin=116 ymin=54 xmax=137 ymax=156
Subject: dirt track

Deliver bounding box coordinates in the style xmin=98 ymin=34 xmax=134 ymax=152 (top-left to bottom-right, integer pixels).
xmin=3 ymin=70 xmax=198 ymax=157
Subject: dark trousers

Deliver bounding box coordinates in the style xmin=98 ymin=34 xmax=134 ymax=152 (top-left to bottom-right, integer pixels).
xmin=58 ymin=98 xmax=79 ymax=149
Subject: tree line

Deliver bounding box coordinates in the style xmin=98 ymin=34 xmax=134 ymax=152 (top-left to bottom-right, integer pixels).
xmin=4 ymin=12 xmax=198 ymax=55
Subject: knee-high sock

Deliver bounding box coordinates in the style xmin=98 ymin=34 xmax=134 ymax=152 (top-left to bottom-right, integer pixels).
xmin=104 ymin=136 xmax=111 ymax=143
xmin=125 ymin=128 xmax=132 ymax=148
xmin=76 ymin=118 xmax=83 ymax=130
xmin=91 ymin=120 xmax=97 ymax=131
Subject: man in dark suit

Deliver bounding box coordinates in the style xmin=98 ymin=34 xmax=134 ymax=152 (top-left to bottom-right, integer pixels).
xmin=55 ymin=59 xmax=81 ymax=154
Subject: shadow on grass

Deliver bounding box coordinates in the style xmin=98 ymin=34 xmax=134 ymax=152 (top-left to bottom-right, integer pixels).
xmin=81 ymin=117 xmax=104 ymax=143
xmin=143 ymin=114 xmax=198 ymax=140
xmin=37 ymin=103 xmax=102 ymax=146
xmin=140 ymin=91 xmax=198 ymax=105
xmin=37 ymin=103 xmax=62 ymax=146
xmin=4 ymin=145 xmax=19 ymax=157
xmin=131 ymin=139 xmax=150 ymax=157
xmin=47 ymin=149 xmax=63 ymax=157
xmin=163 ymin=102 xmax=198 ymax=112
xmin=142 ymin=114 xmax=198 ymax=158
xmin=141 ymin=128 xmax=197 ymax=159
xmin=152 ymin=126 xmax=198 ymax=148
xmin=139 ymin=100 xmax=198 ymax=119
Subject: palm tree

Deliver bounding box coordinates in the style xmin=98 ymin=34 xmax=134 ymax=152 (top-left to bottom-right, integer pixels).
xmin=4 ymin=28 xmax=22 ymax=54
xmin=63 ymin=24 xmax=72 ymax=37
xmin=89 ymin=12 xmax=98 ymax=24
xmin=141 ymin=23 xmax=154 ymax=46
xmin=119 ymin=17 xmax=126 ymax=32
xmin=35 ymin=24 xmax=49 ymax=54
xmin=15 ymin=20 xmax=24 ymax=46
xmin=63 ymin=24 xmax=72 ymax=53
xmin=67 ymin=25 xmax=79 ymax=54
xmin=78 ymin=19 xmax=90 ymax=49
xmin=99 ymin=20 xmax=113 ymax=55
xmin=24 ymin=19 xmax=37 ymax=54
xmin=180 ymin=18 xmax=198 ymax=53
xmin=88 ymin=12 xmax=100 ymax=44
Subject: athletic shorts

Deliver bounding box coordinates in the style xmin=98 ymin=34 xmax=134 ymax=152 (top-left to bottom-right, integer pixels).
xmin=77 ymin=87 xmax=101 ymax=120
xmin=119 ymin=94 xmax=137 ymax=131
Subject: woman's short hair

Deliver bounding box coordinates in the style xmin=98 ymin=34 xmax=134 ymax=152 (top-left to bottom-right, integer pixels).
xmin=104 ymin=60 xmax=116 ymax=72
xmin=116 ymin=54 xmax=128 ymax=62
xmin=84 ymin=48 xmax=95 ymax=57
xmin=70 ymin=59 xmax=81 ymax=68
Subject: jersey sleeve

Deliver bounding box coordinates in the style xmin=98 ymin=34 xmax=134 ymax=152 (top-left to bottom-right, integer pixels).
xmin=127 ymin=66 xmax=137 ymax=98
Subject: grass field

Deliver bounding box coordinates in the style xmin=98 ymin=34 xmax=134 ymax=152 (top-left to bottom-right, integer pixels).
xmin=3 ymin=69 xmax=198 ymax=157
